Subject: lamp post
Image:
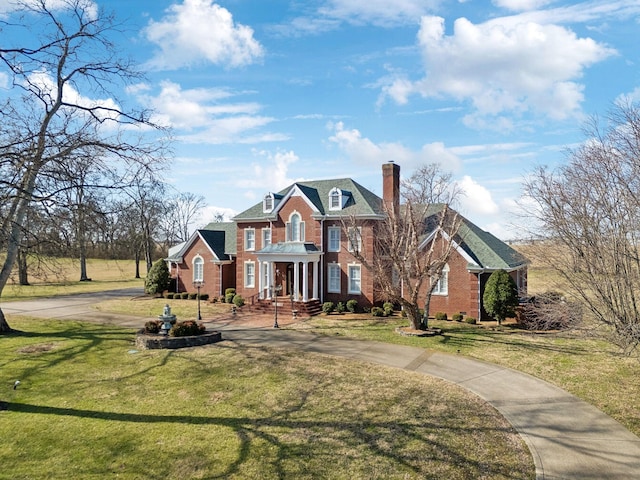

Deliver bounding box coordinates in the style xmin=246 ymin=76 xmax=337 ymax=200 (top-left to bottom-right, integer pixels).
xmin=193 ymin=280 xmax=204 ymax=321
xmin=273 ymin=269 xmax=282 ymax=328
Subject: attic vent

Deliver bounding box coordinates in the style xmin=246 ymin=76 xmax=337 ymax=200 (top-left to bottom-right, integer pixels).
xmin=329 ymin=187 xmax=349 ymax=210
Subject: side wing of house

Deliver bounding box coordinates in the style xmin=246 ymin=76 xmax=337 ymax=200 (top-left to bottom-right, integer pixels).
xmin=165 ymin=222 xmax=237 ymax=299
xmin=421 ymin=213 xmax=529 ymax=321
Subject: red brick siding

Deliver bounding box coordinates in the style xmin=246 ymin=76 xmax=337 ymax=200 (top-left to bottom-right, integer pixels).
xmin=169 ymin=238 xmax=229 ymax=299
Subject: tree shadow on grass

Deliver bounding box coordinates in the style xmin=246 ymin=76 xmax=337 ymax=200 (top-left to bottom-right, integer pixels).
xmin=4 ymin=400 xmax=528 ymax=479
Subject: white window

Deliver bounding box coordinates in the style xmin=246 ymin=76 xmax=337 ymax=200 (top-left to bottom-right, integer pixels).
xmin=193 ymin=256 xmax=204 ymax=282
xmin=348 ymin=264 xmax=361 ymax=294
xmin=432 ymin=264 xmax=449 ymax=295
xmin=328 ymin=263 xmax=341 ymax=293
xmin=328 ymin=226 xmax=341 ymax=252
xmin=244 ymin=261 xmax=255 ymax=288
xmin=263 ymin=193 xmax=274 ymax=213
xmin=245 ymin=228 xmax=255 ymax=251
xmin=262 ymin=228 xmax=271 ymax=248
xmin=329 ymin=188 xmax=342 ymax=210
xmin=347 ymin=227 xmax=362 ymax=253
xmin=286 ymin=212 xmax=305 ymax=242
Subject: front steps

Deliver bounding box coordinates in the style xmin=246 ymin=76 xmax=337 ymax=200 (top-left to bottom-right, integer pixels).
xmin=247 ymin=297 xmax=323 ymax=317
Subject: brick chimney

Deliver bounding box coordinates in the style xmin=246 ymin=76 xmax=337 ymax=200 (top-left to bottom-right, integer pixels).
xmin=382 ymin=161 xmax=400 ymax=214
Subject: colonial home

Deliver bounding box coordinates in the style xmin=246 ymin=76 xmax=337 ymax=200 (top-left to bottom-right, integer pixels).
xmin=166 ymin=162 xmax=527 ymax=320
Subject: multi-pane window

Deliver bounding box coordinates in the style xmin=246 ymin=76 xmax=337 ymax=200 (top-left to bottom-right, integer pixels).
xmin=432 ymin=264 xmax=449 ymax=295
xmin=262 ymin=228 xmax=271 ymax=248
xmin=193 ymin=256 xmax=204 ymax=282
xmin=263 ymin=194 xmax=273 ymax=212
xmin=328 ymin=226 xmax=340 ymax=252
xmin=245 ymin=228 xmax=255 ymax=251
xmin=348 ymin=264 xmax=361 ymax=294
xmin=286 ymin=212 xmax=305 ymax=242
xmin=328 ymin=264 xmax=341 ymax=293
xmin=244 ymin=261 xmax=255 ymax=288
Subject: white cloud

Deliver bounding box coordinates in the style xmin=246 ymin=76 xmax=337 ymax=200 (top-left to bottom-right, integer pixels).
xmin=492 ymin=0 xmax=554 ymax=12
xmin=457 ymin=175 xmax=499 ymax=215
xmin=27 ymin=71 xmax=120 ymax=122
xmin=0 ymin=0 xmax=97 ymax=19
xmin=381 ymin=14 xmax=615 ymax=125
xmin=327 ymin=121 xmax=462 ymax=171
xmin=144 ymin=0 xmax=264 ymax=70
xmin=238 ymin=149 xmax=300 ymax=191
xmin=272 ymin=0 xmax=438 ymax=35
xmin=134 ymin=81 xmax=282 ymax=144
xmin=320 ymin=0 xmax=438 ymax=26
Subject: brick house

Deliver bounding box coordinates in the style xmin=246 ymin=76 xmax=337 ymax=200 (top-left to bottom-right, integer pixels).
xmin=166 ymin=162 xmax=527 ymax=319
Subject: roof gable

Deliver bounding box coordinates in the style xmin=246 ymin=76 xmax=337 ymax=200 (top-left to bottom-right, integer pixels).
xmin=169 ymin=222 xmax=237 ymax=261
xmin=233 ymin=177 xmax=383 ymax=221
xmin=419 ymin=205 xmax=527 ymax=271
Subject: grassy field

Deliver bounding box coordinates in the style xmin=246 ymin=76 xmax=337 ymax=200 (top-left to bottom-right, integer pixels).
xmin=1 ymin=318 xmax=533 ymax=480
xmin=2 ymin=258 xmax=141 ymax=300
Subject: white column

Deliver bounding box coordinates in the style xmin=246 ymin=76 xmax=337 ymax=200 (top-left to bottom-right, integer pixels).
xmin=267 ymin=262 xmax=273 ymax=299
xmin=294 ymin=261 xmax=300 ymax=301
xmin=302 ymin=261 xmax=309 ymax=302
xmin=312 ymin=259 xmax=319 ymax=300
xmin=258 ymin=261 xmax=264 ymax=299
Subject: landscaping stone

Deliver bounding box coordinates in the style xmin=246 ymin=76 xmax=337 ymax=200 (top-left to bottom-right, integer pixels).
xmin=135 ymin=330 xmax=222 ymax=350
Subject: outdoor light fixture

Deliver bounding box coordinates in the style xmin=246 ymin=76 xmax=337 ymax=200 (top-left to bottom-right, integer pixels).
xmin=193 ymin=280 xmax=204 ymax=321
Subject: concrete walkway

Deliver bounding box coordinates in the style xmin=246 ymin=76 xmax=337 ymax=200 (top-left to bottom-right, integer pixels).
xmin=3 ymin=289 xmax=640 ymax=479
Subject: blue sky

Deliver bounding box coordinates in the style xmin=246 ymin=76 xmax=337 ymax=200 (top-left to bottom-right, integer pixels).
xmin=4 ymin=0 xmax=640 ymax=239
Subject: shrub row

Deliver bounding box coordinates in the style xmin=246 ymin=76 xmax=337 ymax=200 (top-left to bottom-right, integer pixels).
xmin=322 ymin=299 xmax=361 ymax=314
xmin=164 ymin=292 xmax=210 ymax=301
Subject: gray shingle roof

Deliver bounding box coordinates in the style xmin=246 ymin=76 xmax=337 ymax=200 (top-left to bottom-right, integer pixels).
xmin=456 ymin=218 xmax=527 ymax=270
xmin=233 ymin=178 xmax=384 ymax=220
xmin=199 ymin=222 xmax=237 ymax=257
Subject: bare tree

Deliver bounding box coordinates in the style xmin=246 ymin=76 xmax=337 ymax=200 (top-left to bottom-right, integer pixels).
xmin=0 ymin=0 xmax=167 ymax=333
xmin=162 ymin=191 xmax=207 ymax=245
xmin=524 ymin=101 xmax=640 ymax=354
xmin=347 ymin=164 xmax=462 ymax=330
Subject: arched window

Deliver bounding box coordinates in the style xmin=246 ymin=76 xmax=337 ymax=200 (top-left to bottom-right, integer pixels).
xmin=193 ymin=256 xmax=204 ymax=282
xmin=286 ymin=212 xmax=305 ymax=242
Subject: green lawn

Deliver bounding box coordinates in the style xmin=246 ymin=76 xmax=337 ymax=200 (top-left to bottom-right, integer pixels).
xmin=1 ymin=318 xmax=533 ymax=480
xmin=290 ymin=315 xmax=640 ymax=437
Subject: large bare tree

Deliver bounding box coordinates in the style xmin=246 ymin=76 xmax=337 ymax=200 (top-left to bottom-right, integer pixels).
xmin=0 ymin=0 xmax=167 ymax=333
xmin=524 ymin=101 xmax=640 ymax=354
xmin=347 ymin=164 xmax=462 ymax=330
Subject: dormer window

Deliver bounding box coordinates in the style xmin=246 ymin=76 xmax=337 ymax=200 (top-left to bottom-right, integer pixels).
xmin=330 ymin=188 xmax=341 ymax=210
xmin=329 ymin=187 xmax=350 ymax=210
xmin=263 ymin=193 xmax=274 ymax=213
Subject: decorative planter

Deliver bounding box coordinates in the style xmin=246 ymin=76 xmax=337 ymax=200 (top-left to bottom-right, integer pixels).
xmin=135 ymin=330 xmax=222 ymax=350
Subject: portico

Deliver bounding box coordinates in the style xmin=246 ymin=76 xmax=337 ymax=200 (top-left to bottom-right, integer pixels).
xmin=256 ymin=242 xmax=322 ymax=302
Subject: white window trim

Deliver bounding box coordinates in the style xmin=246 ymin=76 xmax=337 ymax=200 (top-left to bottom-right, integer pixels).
xmin=328 ymin=226 xmax=341 ymax=252
xmin=244 ymin=261 xmax=255 ymax=288
xmin=192 ymin=255 xmax=204 ymax=282
xmin=262 ymin=227 xmax=272 ymax=248
xmin=432 ymin=264 xmax=449 ymax=296
xmin=263 ymin=193 xmax=274 ymax=213
xmin=245 ymin=228 xmax=256 ymax=251
xmin=329 ymin=187 xmax=342 ymax=211
xmin=328 ymin=263 xmax=341 ymax=293
xmin=348 ymin=263 xmax=361 ymax=295
xmin=286 ymin=211 xmax=305 ymax=242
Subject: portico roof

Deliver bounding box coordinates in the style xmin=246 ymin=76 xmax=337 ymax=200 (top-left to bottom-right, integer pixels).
xmin=257 ymin=242 xmax=321 ymax=255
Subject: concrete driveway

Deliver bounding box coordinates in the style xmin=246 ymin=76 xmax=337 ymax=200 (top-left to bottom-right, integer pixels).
xmin=4 ymin=289 xmax=640 ymax=479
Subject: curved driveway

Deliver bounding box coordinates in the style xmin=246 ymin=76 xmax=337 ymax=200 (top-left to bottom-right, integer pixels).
xmin=4 ymin=289 xmax=640 ymax=480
